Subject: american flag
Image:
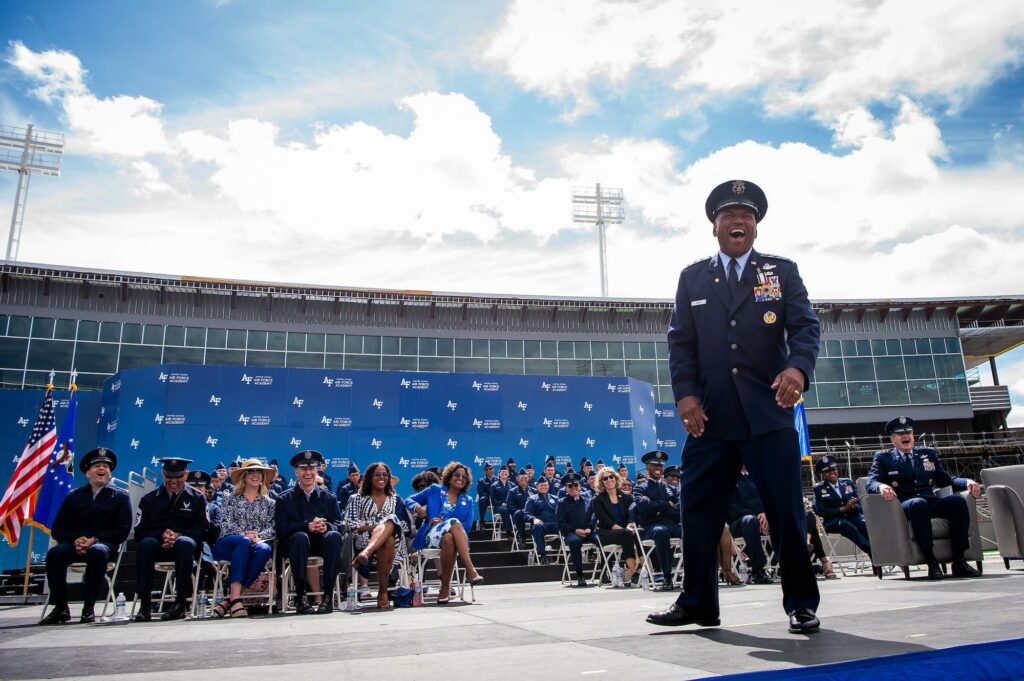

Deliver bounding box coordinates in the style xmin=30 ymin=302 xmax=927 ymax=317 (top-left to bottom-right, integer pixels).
xmin=34 ymin=388 xmax=78 ymax=532
xmin=0 ymin=392 xmax=58 ymax=545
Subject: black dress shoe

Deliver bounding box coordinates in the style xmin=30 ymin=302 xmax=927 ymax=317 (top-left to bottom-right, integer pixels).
xmin=646 ymin=603 xmax=720 ymax=627
xmin=576 ymin=576 xmax=589 ymax=588
xmin=751 ymin=568 xmax=774 ymax=585
xmin=160 ymin=601 xmax=189 ymax=621
xmin=927 ymin=562 xmax=944 ymax=580
xmin=40 ymin=605 xmax=71 ymax=625
xmin=788 ymin=608 xmax=820 ymax=633
xmin=316 ymin=598 xmax=334 ymax=614
xmin=538 ymin=556 xmax=549 ymax=565
xmin=79 ymin=609 xmax=95 ymax=624
xmin=951 ymin=560 xmax=980 ymax=578
xmin=295 ymin=600 xmax=316 ymax=615
xmin=134 ymin=604 xmax=152 ymax=622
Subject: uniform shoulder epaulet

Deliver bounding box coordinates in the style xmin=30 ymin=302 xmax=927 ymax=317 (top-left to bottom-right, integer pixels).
xmin=683 ymin=256 xmax=713 ymax=271
xmin=758 ymin=253 xmax=795 ymax=264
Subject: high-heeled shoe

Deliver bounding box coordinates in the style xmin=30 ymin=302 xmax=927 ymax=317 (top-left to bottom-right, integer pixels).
xmin=721 ymin=569 xmax=743 ymax=586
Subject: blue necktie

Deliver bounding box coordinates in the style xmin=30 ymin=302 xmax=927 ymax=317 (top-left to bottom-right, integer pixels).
xmin=729 ymin=258 xmax=742 ymax=293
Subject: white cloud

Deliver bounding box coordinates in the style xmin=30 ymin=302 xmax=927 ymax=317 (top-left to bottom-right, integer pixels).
xmin=7 ymin=41 xmax=171 ymax=157
xmin=485 ymin=0 xmax=1024 ymax=122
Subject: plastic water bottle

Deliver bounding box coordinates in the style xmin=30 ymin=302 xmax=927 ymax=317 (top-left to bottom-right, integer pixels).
xmin=412 ymin=579 xmax=422 ymax=607
xmin=197 ymin=591 xmax=209 ymax=619
xmin=737 ymin=561 xmax=749 ymax=584
xmin=346 ymin=583 xmax=358 ymax=611
xmin=640 ymin=571 xmax=650 ymax=591
xmin=528 ymin=551 xmax=535 ymax=566
xmin=612 ymin=565 xmax=624 ymax=588
xmin=114 ymin=592 xmax=126 ymax=621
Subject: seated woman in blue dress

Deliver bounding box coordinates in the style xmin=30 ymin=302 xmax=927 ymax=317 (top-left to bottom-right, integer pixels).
xmin=345 ymin=462 xmax=410 ymax=609
xmin=405 ymin=461 xmax=484 ymax=603
xmin=212 ymin=458 xmax=276 ymax=618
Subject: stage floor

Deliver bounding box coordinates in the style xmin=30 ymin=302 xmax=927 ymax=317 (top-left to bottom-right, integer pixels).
xmin=0 ymin=554 xmax=1021 ymax=680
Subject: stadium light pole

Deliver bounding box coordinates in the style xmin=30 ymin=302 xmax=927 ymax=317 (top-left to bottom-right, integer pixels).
xmin=572 ymin=183 xmax=624 ymax=297
xmin=0 ymin=123 xmax=65 ymax=261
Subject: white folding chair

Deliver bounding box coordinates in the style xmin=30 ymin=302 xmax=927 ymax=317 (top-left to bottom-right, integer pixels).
xmin=593 ymin=535 xmax=623 ymax=586
xmin=130 ymin=555 xmax=204 ymax=617
xmin=414 ymin=548 xmax=473 ymax=603
xmin=559 ymin=534 xmax=601 ymax=585
xmin=141 ymin=468 xmax=158 ymax=493
xmin=531 ymin=532 xmax=562 ymax=564
xmin=632 ymin=525 xmax=659 ymax=585
xmin=670 ymin=537 xmax=685 ymax=586
xmin=280 ymin=556 xmax=342 ymax=612
xmin=210 ymin=544 xmax=277 ymax=614
xmin=39 ymin=543 xmax=126 ymax=622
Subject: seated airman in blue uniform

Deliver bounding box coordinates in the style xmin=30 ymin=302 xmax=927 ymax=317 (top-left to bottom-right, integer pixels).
xmin=664 ymin=465 xmax=681 ymax=494
xmin=506 ymin=469 xmax=533 ymax=541
xmin=867 ymin=416 xmax=981 ymax=580
xmin=811 ymin=455 xmax=871 ymax=556
xmin=274 ymin=450 xmax=344 ymax=614
xmin=728 ymin=467 xmax=774 ymax=584
xmin=134 ymin=457 xmax=210 ymax=622
xmin=556 ymin=473 xmax=597 ymax=587
xmin=41 ymin=448 xmax=132 ymax=625
xmin=335 ymin=461 xmax=361 ymax=512
xmin=475 ymin=463 xmax=496 ymax=529
xmin=540 ymin=460 xmax=562 ymax=494
xmin=489 ymin=468 xmax=516 ymax=536
xmin=633 ymin=450 xmax=681 ymax=588
xmin=525 ymin=478 xmax=559 ymax=564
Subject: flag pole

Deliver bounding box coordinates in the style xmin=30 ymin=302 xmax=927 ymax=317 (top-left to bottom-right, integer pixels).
xmin=22 ymin=370 xmax=56 ymax=601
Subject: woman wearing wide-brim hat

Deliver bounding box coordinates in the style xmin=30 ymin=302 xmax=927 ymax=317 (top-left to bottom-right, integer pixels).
xmin=212 ymin=458 xmax=277 ymax=617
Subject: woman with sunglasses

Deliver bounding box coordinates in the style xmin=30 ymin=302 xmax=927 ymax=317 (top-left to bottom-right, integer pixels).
xmin=345 ymin=462 xmax=410 ymax=609
xmin=405 ymin=461 xmax=484 ymax=603
xmin=591 ymin=469 xmax=643 ymax=585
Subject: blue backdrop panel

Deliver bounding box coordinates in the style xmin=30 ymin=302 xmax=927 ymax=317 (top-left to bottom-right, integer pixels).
xmin=655 ymin=402 xmax=687 ymax=461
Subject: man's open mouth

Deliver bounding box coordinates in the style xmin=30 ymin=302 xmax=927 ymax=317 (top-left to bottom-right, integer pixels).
xmin=729 ymin=229 xmax=746 ymax=238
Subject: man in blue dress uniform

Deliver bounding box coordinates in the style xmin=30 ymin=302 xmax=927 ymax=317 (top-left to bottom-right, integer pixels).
xmin=524 ymin=478 xmax=559 ymax=564
xmin=812 ymin=455 xmax=871 ymax=557
xmin=728 ymin=468 xmax=774 ymax=584
xmin=507 ymin=469 xmax=533 ymax=541
xmin=335 ymin=461 xmax=360 ymax=512
xmin=489 ymin=467 xmax=516 ymax=536
xmin=648 ymin=179 xmax=822 ymax=634
xmin=541 ymin=460 xmax=562 ymax=494
xmin=274 ymin=450 xmax=344 ymax=613
xmin=556 ymin=473 xmax=597 ymax=587
xmin=633 ymin=450 xmax=681 ymax=589
xmin=475 ymin=463 xmax=496 ymax=530
xmin=134 ymin=457 xmax=209 ymax=621
xmin=867 ymin=416 xmax=981 ymax=579
xmin=41 ymin=448 xmax=132 ymax=625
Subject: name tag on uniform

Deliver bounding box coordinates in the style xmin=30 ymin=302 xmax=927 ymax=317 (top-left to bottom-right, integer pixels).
xmin=691 ymin=299 xmax=706 ymax=307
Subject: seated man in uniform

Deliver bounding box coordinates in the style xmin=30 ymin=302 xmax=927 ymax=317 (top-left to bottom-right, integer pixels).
xmin=274 ymin=450 xmax=344 ymax=613
xmin=867 ymin=416 xmax=981 ymax=580
xmin=663 ymin=466 xmax=681 ymax=494
xmin=540 ymin=459 xmax=562 ymax=495
xmin=41 ymin=448 xmax=132 ymax=625
xmin=728 ymin=467 xmax=774 ymax=584
xmin=489 ymin=467 xmax=516 ymax=537
xmin=811 ymin=455 xmax=871 ymax=557
xmin=633 ymin=450 xmax=682 ymax=589
xmin=524 ymin=478 xmax=559 ymax=564
xmin=335 ymin=461 xmax=361 ymax=511
xmin=556 ymin=472 xmax=597 ymax=587
xmin=506 ymin=468 xmax=533 ymax=541
xmin=134 ymin=457 xmax=210 ymax=621
xmin=475 ymin=463 xmax=496 ymax=530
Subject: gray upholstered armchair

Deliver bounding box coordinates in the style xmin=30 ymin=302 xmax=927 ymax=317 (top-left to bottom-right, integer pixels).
xmin=856 ymin=477 xmax=983 ymax=579
xmin=979 ymin=465 xmax=1024 ymax=570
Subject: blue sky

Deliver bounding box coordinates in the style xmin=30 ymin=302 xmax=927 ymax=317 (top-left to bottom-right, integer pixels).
xmin=1 ymin=0 xmax=1023 ymax=421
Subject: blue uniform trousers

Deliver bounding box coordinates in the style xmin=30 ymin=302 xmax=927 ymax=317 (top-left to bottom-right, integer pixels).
xmin=46 ymin=542 xmax=113 ymax=608
xmin=643 ymin=521 xmax=682 ymax=581
xmin=676 ymin=428 xmax=819 ymax=617
xmin=511 ymin=510 xmax=528 ymax=540
xmin=531 ymin=521 xmax=560 ymax=556
xmin=902 ymin=495 xmax=970 ymax=559
xmin=285 ymin=530 xmax=342 ymax=594
xmin=494 ymin=506 xmax=513 ymax=535
xmin=212 ymin=534 xmax=273 ymax=589
xmin=824 ymin=516 xmax=871 ymax=555
xmin=477 ymin=498 xmax=491 ymax=525
xmin=563 ymin=533 xmax=598 ymax=572
xmin=729 ymin=515 xmax=768 ymax=570
xmin=136 ymin=536 xmax=199 ymax=603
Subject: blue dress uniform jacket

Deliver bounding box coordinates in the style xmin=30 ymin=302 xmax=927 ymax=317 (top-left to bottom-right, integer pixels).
xmin=524 ymin=493 xmax=558 ymax=525
xmin=866 ymin=447 xmax=967 ymax=501
xmin=476 ymin=476 xmax=496 ymax=502
xmin=274 ymin=486 xmax=343 ymax=541
xmin=506 ymin=485 xmax=532 ymax=515
xmin=51 ymin=484 xmax=132 ymax=547
xmin=135 ymin=485 xmax=210 ymax=543
xmin=728 ymin=475 xmax=765 ymax=522
xmin=335 ymin=480 xmax=358 ymax=511
xmin=556 ymin=495 xmax=595 ymax=535
xmin=632 ymin=479 xmax=680 ymax=526
xmin=490 ymin=479 xmax=516 ymax=506
xmin=667 ymin=250 xmax=819 ymax=440
xmin=812 ymin=478 xmax=860 ymax=522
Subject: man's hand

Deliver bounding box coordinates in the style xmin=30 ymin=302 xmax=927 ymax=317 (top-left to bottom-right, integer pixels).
xmin=676 ymin=395 xmax=708 ymax=438
xmin=771 ymin=368 xmax=805 ymax=408
xmin=308 ymin=518 xmax=326 ymax=533
xmin=966 ymin=480 xmax=981 ymax=498
xmin=533 ymin=519 xmax=542 ymax=526
xmin=73 ymin=536 xmax=95 ymax=555
xmin=878 ymin=484 xmax=897 ymax=501
xmin=758 ymin=512 xmax=770 ymax=536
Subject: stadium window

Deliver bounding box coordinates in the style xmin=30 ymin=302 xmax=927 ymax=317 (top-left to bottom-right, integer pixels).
xmin=54 ymin=319 xmax=77 ymax=340
xmin=454 ymin=357 xmax=488 ymax=373
xmin=27 ymin=339 xmax=73 ymax=371
xmin=856 ymin=340 xmax=871 ymax=356
xmin=506 ymin=339 xmax=524 ymax=358
xmin=934 ymin=354 xmax=965 ymax=379
xmin=0 ymin=315 xmax=6 ymax=335
xmin=164 ymin=326 xmax=185 ymax=346
xmin=815 ymin=358 xmax=845 ymax=382
xmin=885 ymin=339 xmax=901 ymax=355
xmin=489 ymin=339 xmax=506 ymax=358
xmin=904 ymin=356 xmax=936 ymax=380
xmin=344 ymin=335 xmax=363 ymax=354
xmin=31 ymin=317 xmax=55 ymax=339
xmin=939 ymin=378 xmax=969 ymax=403
xmin=454 ymin=339 xmax=472 ymax=357
xmin=870 ymin=340 xmax=887 ymax=356
xmin=75 ymin=373 xmax=109 ymax=391
xmin=945 ymin=337 xmax=961 ymax=354
xmin=0 ymin=368 xmax=24 ymax=388
xmin=607 ymin=342 xmax=623 ymax=359
xmin=908 ymin=380 xmax=940 ymax=404
xmin=382 ymin=355 xmax=417 ymax=371
xmin=121 ymin=323 xmax=143 ymax=344
xmin=245 ymin=350 xmax=285 ymax=367
xmin=8 ymin=316 xmax=30 ymax=337
xmin=802 ymin=384 xmax=818 ymax=408
xmin=639 ymin=342 xmax=657 ymax=360
xmin=656 ymin=342 xmax=669 ymax=360
xmin=524 ymin=359 xmax=557 ymax=375
xmin=490 ymin=358 xmax=524 ymax=374
xmin=814 ymin=383 xmax=849 ymax=408
xmin=400 ymin=337 xmax=418 ymax=356
xmin=185 ymin=327 xmax=205 ymax=348
xmin=76 ymin=320 xmax=99 ymax=342
xmin=590 ymin=341 xmax=608 ymax=359
xmin=558 ymin=341 xmax=574 ymax=359
xmin=25 ymin=370 xmax=69 ymax=388
xmin=306 ymin=333 xmax=325 ymax=353
xmin=575 ymin=341 xmax=591 ymax=359
xmin=915 ymin=338 xmax=931 ymax=355
xmin=592 ymin=359 xmax=624 ymax=377
xmin=287 ymin=332 xmax=306 ymax=352
xmin=840 ymin=340 xmax=857 ymax=356
xmin=524 ymin=340 xmax=541 ymax=358
xmin=325 ymin=334 xmax=345 ymax=353
xmin=874 ymin=357 xmax=906 ymax=381
xmin=163 ymin=347 xmax=204 ymax=364
xmin=930 ymin=338 xmax=947 ymax=354
xmin=878 ymin=381 xmax=911 ymax=406
xmin=247 ymin=330 xmax=268 ymax=350
xmin=900 ymin=339 xmax=917 ymax=355
xmin=266 ymin=332 xmax=286 ymax=351
xmin=226 ymin=329 xmax=247 ymax=349
xmin=345 ymin=354 xmax=381 ymax=370
xmin=436 ymin=338 xmax=454 ymax=357
xmin=99 ymin=322 xmax=121 ymax=343
xmin=623 ymin=342 xmax=640 ymax=359
xmin=418 ymin=337 xmax=437 ymax=356
xmin=142 ymin=324 xmax=164 ymax=345
xmin=206 ymin=328 xmax=227 ymax=349
xmin=325 ymin=353 xmax=344 ymax=369
xmin=117 ymin=344 xmax=163 ymax=370
xmin=381 ymin=336 xmax=400 ymax=355
xmin=363 ymin=336 xmax=381 ymax=355
xmin=656 ymin=360 xmax=672 ymax=385
xmin=74 ymin=342 xmax=118 ymax=373
xmin=657 ymin=386 xmax=674 ymax=403
xmin=843 ymin=358 xmax=875 ymax=382
xmin=472 ymin=339 xmax=489 ymax=358
xmin=205 ymin=349 xmax=245 ymax=366
xmin=287 ymin=353 xmax=325 ymax=369
xmin=0 ymin=337 xmax=28 ymax=369
xmin=540 ymin=341 xmax=557 ymax=358
xmin=823 ymin=340 xmax=841 ymax=357
xmin=847 ymin=381 xmax=880 ymax=406
xmin=625 ymin=359 xmax=658 ymax=384
xmin=419 ymin=356 xmax=454 ymax=372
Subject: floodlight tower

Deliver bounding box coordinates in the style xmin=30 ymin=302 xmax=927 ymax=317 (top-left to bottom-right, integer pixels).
xmin=0 ymin=123 xmax=65 ymax=261
xmin=572 ymin=183 xmax=624 ymax=297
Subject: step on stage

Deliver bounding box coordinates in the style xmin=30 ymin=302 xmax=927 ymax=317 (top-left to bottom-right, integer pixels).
xmin=0 ymin=554 xmax=1021 ymax=681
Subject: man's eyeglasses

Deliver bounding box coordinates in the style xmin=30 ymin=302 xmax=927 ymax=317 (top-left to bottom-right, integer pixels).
xmin=566 ymin=482 xmax=580 ymax=488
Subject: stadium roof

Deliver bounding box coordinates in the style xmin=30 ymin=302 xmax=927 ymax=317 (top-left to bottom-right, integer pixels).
xmin=2 ymin=262 xmax=1022 ymax=363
